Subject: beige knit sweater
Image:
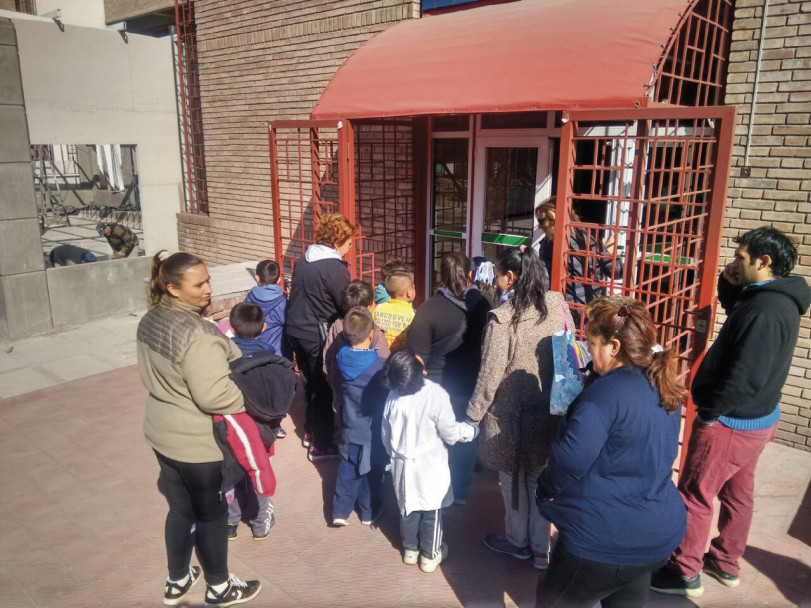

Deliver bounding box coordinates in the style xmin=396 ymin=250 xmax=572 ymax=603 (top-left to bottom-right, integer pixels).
xmin=138 ymin=298 xmax=245 ymax=463
xmin=466 ymin=291 xmax=573 ymax=474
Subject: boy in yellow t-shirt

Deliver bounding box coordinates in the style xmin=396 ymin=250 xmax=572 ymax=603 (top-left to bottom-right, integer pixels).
xmin=373 ymin=271 xmax=415 ymax=351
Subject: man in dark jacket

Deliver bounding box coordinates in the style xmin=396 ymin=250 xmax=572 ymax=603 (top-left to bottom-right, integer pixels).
xmin=652 ymin=226 xmax=811 ymax=598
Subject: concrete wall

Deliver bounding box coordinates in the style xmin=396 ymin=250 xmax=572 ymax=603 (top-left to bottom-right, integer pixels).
xmin=46 ymin=256 xmax=150 ymax=327
xmin=0 ymin=18 xmax=53 ymax=339
xmin=724 ymin=0 xmax=811 ymax=451
xmin=177 ymin=0 xmax=420 ymax=264
xmin=37 ymin=0 xmax=107 ymax=28
xmin=104 ymin=0 xmax=174 ymax=24
xmin=12 ymin=15 xmax=182 ymax=255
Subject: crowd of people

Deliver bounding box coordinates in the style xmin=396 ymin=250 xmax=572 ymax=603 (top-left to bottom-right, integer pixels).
xmin=135 ymin=215 xmax=808 ymax=608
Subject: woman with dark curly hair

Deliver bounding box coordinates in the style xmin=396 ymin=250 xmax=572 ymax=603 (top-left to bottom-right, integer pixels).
xmin=285 ymin=214 xmax=357 ymax=462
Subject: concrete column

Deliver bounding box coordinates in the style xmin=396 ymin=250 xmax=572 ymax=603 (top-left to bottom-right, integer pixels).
xmin=0 ymin=19 xmax=52 ymax=338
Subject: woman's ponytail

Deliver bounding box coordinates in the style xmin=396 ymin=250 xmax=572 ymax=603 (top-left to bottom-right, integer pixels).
xmin=147 ymin=251 xmax=203 ymax=309
xmin=646 ymin=348 xmax=687 ymax=414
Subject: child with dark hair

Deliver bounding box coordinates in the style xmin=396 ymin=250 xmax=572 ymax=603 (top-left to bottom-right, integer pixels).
xmin=323 ymin=281 xmax=390 ymax=429
xmin=223 ymin=301 xmax=289 ymax=542
xmin=331 ymin=307 xmax=389 ymax=526
xmin=375 ymin=259 xmax=409 ymax=304
xmin=245 ymin=259 xmax=290 ymax=358
xmin=381 ymin=351 xmax=478 ymax=573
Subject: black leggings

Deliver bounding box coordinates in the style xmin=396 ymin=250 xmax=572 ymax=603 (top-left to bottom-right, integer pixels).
xmin=155 ymin=451 xmax=229 ymax=584
xmin=537 ymin=542 xmax=665 ymax=608
xmin=288 ymin=334 xmax=334 ymax=451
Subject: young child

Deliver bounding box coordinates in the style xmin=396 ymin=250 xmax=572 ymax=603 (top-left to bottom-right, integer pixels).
xmin=222 ymin=302 xmax=293 ymax=541
xmin=331 ymin=307 xmax=389 ymax=526
xmin=373 ymin=271 xmax=416 ymax=351
xmin=245 ymin=259 xmax=290 ymax=359
xmin=381 ymin=351 xmax=478 ymax=573
xmin=375 ymin=259 xmax=409 ymax=305
xmin=323 ymin=281 xmax=390 ymax=422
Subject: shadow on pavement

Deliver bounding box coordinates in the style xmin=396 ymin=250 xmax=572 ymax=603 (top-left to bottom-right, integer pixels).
xmin=744 ymin=545 xmax=811 ymax=606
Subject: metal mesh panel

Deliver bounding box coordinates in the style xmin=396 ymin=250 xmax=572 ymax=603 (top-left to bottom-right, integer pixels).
xmin=174 ymin=0 xmax=208 ymax=214
xmin=354 ymin=120 xmax=417 ymax=285
xmin=270 ymin=125 xmax=340 ymax=282
xmin=654 ymin=0 xmax=734 ymax=107
xmin=559 ymin=111 xmax=729 ymax=386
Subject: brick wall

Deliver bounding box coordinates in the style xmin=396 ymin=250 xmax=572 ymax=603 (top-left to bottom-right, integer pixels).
xmin=723 ymin=0 xmax=811 ymax=451
xmin=177 ymin=0 xmax=419 ymax=265
xmin=103 ymin=0 xmax=174 ymax=23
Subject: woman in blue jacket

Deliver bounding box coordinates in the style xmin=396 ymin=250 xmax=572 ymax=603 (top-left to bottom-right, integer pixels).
xmin=535 ymin=298 xmax=686 ymax=608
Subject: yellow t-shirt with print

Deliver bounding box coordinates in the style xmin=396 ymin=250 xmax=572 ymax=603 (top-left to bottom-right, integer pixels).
xmin=373 ymin=298 xmax=415 ymax=351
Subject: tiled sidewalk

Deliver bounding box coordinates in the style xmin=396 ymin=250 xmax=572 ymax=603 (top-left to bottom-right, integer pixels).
xmin=0 ymin=366 xmax=809 ymax=607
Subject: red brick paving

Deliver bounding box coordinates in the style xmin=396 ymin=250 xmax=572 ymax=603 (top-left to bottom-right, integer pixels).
xmin=1 ymin=366 xmax=809 ymax=607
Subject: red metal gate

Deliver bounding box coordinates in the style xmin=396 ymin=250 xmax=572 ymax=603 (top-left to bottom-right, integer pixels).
xmin=269 ymin=119 xmax=418 ymax=287
xmin=551 ymin=105 xmax=736 ymax=466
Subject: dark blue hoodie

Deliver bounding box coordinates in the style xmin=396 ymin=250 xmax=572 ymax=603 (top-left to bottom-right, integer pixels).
xmin=335 ymin=346 xmax=388 ymax=475
xmin=245 ymin=284 xmax=289 ymax=358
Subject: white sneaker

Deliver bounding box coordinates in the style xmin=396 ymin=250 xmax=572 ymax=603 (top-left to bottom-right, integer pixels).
xmin=332 ymin=518 xmax=348 ymax=527
xmin=419 ymin=544 xmax=449 ymax=573
xmin=403 ymin=549 xmax=419 ymax=565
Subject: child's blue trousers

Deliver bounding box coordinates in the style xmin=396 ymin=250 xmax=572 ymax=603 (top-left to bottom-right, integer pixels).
xmin=332 ymin=443 xmax=379 ymax=521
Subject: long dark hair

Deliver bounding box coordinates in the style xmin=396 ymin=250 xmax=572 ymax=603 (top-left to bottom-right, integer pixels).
xmin=439 ymin=251 xmax=470 ymax=300
xmin=148 ymin=251 xmax=204 ymax=308
xmin=496 ymin=246 xmax=548 ymax=327
xmin=586 ymin=299 xmax=686 ymax=413
xmin=383 ymin=350 xmax=425 ymax=397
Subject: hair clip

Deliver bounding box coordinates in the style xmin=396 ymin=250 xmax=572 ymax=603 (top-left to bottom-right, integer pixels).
xmin=519 ymin=244 xmax=527 ymax=254
xmin=473 ymin=261 xmax=496 ymax=286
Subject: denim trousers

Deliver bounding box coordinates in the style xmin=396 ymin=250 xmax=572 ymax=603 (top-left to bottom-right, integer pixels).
xmin=671 ymin=419 xmax=776 ymax=577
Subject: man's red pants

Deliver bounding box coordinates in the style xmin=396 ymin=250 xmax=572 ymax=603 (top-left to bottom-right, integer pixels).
xmin=671 ymin=419 xmax=776 ymax=577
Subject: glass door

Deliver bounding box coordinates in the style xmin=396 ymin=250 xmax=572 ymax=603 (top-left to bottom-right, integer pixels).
xmin=472 ymin=136 xmax=552 ymax=262
xmin=430 ymin=137 xmax=470 ymax=291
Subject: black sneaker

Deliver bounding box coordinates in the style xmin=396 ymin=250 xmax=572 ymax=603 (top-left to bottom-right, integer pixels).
xmin=307 ymin=445 xmax=339 ymax=462
xmin=205 ymin=574 xmax=261 ymax=607
xmin=227 ymin=523 xmax=238 ymax=541
xmin=163 ymin=565 xmax=201 ymax=606
xmin=273 ymin=427 xmax=287 ymax=439
xmin=650 ymin=565 xmax=704 ymax=598
xmin=703 ymin=554 xmax=740 ymax=588
xmin=252 ymin=514 xmax=276 ymax=541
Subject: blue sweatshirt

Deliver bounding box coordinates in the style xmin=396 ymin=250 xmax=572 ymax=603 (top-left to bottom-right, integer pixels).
xmin=335 ymin=346 xmax=388 ymax=475
xmin=232 ymin=337 xmax=274 ymax=356
xmin=537 ymin=366 xmax=686 ymax=565
xmin=245 ymin=284 xmax=289 ymax=358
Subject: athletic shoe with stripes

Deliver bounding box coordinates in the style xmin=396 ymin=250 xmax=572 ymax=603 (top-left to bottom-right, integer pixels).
xmin=204 ymin=574 xmax=261 ymax=607
xmin=163 ymin=565 xmax=201 ymax=606
xmin=419 ymin=543 xmax=449 ymax=573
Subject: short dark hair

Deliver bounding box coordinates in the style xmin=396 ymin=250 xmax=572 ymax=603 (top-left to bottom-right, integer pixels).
xmin=342 ymin=306 xmax=374 ymax=346
xmin=734 ymin=226 xmax=798 ymax=278
xmin=383 ymin=350 xmax=425 ymax=396
xmin=341 ymin=280 xmax=374 ymax=313
xmin=380 ymin=258 xmax=409 ymax=282
xmin=230 ymin=302 xmax=264 ymax=339
xmin=255 ymin=259 xmax=280 ymax=286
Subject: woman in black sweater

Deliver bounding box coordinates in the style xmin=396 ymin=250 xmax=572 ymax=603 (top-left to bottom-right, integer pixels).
xmin=407 ymin=252 xmax=492 ymax=503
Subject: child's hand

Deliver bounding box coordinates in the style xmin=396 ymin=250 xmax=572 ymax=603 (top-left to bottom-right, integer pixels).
xmin=460 ymin=421 xmax=479 ymax=442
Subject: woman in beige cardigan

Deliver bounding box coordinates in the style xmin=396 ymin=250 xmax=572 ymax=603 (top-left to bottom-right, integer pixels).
xmin=466 ymin=246 xmax=573 ymax=571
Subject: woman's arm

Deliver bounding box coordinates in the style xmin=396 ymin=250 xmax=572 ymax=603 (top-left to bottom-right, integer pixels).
xmin=466 ymin=317 xmax=510 ymax=423
xmin=536 ymin=399 xmax=608 ymax=499
xmin=182 ymin=335 xmax=245 ymax=414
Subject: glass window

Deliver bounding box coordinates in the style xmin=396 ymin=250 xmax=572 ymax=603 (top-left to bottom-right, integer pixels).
xmin=483 ymin=146 xmax=537 ymax=236
xmin=432 ymin=138 xmax=469 ymax=232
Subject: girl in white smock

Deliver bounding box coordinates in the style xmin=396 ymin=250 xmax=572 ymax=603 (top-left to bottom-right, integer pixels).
xmin=381 ymin=351 xmax=478 ymax=573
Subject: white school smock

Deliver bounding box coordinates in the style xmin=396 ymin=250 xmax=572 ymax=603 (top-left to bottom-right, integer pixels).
xmin=382 ymin=379 xmax=474 ymax=516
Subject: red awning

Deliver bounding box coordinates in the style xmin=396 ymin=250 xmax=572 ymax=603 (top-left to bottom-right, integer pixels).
xmin=311 ymin=0 xmax=688 ymax=120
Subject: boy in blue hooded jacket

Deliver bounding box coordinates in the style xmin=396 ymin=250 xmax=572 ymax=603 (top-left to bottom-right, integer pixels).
xmin=245 ymin=260 xmax=291 ymax=358
xmin=331 ymin=306 xmax=388 ymax=526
